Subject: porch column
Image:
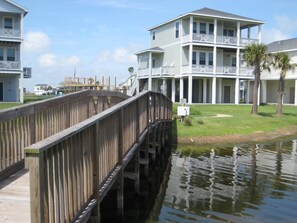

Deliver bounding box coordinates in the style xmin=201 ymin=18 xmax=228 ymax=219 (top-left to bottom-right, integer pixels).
xmin=203 ymin=78 xmax=207 ymax=103
xmin=258 ymin=25 xmax=262 ymax=43
xmin=20 ymin=13 xmax=25 ymax=103
xmin=180 ymin=78 xmax=184 ymax=102
xmin=189 ymin=44 xmax=193 ymax=74
xmin=213 ymin=47 xmax=217 ymax=74
xmin=188 ymin=76 xmax=193 ymax=104
xmin=190 ymin=16 xmax=193 ymax=41
xmin=237 ymin=22 xmax=240 ymax=46
xmin=258 ymin=82 xmax=261 ymax=105
xmin=171 ymin=78 xmax=176 ymax=102
xmin=162 ymin=79 xmax=166 ymax=95
xmin=295 ymin=80 xmax=297 ymax=105
xmin=214 ymin=19 xmax=217 ymax=44
xmin=148 ymin=52 xmax=152 ymax=91
xmin=261 ymin=80 xmax=267 ymax=103
xmin=218 ymin=78 xmax=222 ymax=103
xmin=136 ymin=79 xmax=140 ymax=94
xmin=212 ymin=77 xmax=216 ymax=104
xmin=246 ymin=80 xmax=250 ymax=104
xmin=236 ymin=48 xmax=240 ymax=76
xmin=235 ymin=78 xmax=239 ymax=104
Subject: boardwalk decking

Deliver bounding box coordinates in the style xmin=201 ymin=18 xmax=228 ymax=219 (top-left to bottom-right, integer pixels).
xmin=0 ymin=169 xmax=30 ymax=222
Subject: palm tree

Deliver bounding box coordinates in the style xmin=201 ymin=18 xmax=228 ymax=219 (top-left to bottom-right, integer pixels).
xmin=128 ymin=67 xmax=134 ymax=76
xmin=243 ymin=43 xmax=270 ymax=115
xmin=271 ymin=52 xmax=297 ymax=115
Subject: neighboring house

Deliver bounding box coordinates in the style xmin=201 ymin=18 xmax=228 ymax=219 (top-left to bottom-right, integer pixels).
xmin=261 ymin=38 xmax=297 ymax=105
xmin=0 ymin=0 xmax=29 ymax=103
xmin=134 ymin=7 xmax=264 ymax=104
xmin=34 ymin=84 xmax=52 ymax=95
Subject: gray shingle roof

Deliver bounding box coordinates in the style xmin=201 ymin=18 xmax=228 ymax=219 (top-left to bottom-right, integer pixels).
xmin=267 ymin=38 xmax=297 ymax=53
xmin=191 ymin=7 xmax=262 ymax=23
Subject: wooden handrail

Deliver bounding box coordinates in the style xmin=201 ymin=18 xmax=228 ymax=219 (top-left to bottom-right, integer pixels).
xmin=24 ymin=91 xmax=172 ymax=222
xmin=0 ymin=90 xmax=129 ymax=181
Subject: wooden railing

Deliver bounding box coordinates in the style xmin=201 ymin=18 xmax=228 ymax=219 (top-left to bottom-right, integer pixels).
xmin=25 ymin=91 xmax=172 ymax=222
xmin=0 ymin=90 xmax=129 ymax=180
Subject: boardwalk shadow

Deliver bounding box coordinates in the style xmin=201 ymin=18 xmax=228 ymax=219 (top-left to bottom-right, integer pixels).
xmin=0 ymin=169 xmax=28 ymax=190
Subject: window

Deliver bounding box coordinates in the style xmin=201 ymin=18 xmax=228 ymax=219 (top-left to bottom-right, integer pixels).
xmin=193 ymin=22 xmax=197 ymax=34
xmin=152 ymin=31 xmax=155 ymax=40
xmin=175 ymin=22 xmax=179 ymax=38
xmin=192 ymin=51 xmax=197 ymax=65
xmin=4 ymin=18 xmax=13 ymax=29
xmin=231 ymin=56 xmax=237 ymax=67
xmin=209 ymin=53 xmax=213 ymax=66
xmin=223 ymin=29 xmax=234 ymax=37
xmin=209 ymin=24 xmax=214 ymax=35
xmin=0 ymin=48 xmax=3 ymax=61
xmin=7 ymin=48 xmax=15 ymax=61
xmin=152 ymin=58 xmax=156 ymax=68
xmin=199 ymin=52 xmax=206 ymax=65
xmin=200 ymin=23 xmax=206 ymax=34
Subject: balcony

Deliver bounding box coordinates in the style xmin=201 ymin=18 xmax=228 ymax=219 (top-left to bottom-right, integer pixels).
xmin=0 ymin=28 xmax=21 ymax=39
xmin=138 ymin=66 xmax=175 ymax=77
xmin=183 ymin=34 xmax=259 ymax=47
xmin=0 ymin=61 xmax=21 ymax=71
xmin=182 ymin=65 xmax=254 ymax=76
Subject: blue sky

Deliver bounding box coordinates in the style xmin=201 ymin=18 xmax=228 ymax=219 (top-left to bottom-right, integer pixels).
xmin=16 ymin=0 xmax=297 ymax=91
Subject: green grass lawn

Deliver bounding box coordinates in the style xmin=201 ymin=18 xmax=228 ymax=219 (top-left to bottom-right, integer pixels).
xmin=174 ymin=104 xmax=297 ymax=137
xmin=0 ymin=103 xmax=21 ymax=110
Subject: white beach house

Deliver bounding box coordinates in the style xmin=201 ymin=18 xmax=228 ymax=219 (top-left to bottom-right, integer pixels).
xmin=134 ymin=7 xmax=264 ymax=104
xmin=0 ymin=0 xmax=28 ymax=103
xmin=261 ymin=38 xmax=297 ymax=105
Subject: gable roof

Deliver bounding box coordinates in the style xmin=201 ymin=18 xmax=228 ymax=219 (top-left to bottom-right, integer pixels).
xmin=191 ymin=8 xmax=262 ymax=23
xmin=1 ymin=0 xmax=28 ymax=16
xmin=267 ymin=38 xmax=297 ymax=53
xmin=149 ymin=7 xmax=264 ymax=31
xmin=135 ymin=47 xmax=164 ymax=55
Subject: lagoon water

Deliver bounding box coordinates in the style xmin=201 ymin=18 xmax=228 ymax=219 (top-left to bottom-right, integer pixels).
xmin=142 ymin=140 xmax=297 ymax=223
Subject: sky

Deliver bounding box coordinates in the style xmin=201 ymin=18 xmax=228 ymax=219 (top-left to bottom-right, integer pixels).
xmin=15 ymin=0 xmax=297 ymax=92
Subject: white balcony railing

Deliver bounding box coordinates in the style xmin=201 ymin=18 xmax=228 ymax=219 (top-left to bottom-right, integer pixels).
xmin=193 ymin=34 xmax=214 ymax=44
xmin=217 ymin=66 xmax=237 ymax=75
xmin=0 ymin=29 xmax=21 ymax=38
xmin=183 ymin=33 xmax=258 ymax=47
xmin=138 ymin=66 xmax=175 ymax=77
xmin=216 ymin=36 xmax=238 ymax=45
xmin=240 ymin=67 xmax=254 ymax=76
xmin=240 ymin=38 xmax=259 ymax=46
xmin=182 ymin=65 xmax=214 ymax=74
xmin=0 ymin=61 xmax=21 ymax=70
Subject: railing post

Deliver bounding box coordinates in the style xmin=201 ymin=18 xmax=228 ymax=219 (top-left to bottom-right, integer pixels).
xmin=117 ymin=108 xmax=124 ymax=221
xmin=29 ymin=106 xmax=36 ymax=144
xmin=91 ymin=122 xmax=100 ymax=222
xmin=26 ymin=152 xmax=45 ymax=223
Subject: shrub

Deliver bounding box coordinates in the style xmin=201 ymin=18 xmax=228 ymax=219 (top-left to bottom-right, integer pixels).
xmin=197 ymin=119 xmax=204 ymax=125
xmin=184 ymin=117 xmax=192 ymax=126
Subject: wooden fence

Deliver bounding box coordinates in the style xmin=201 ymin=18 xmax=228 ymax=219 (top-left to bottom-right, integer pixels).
xmin=0 ymin=90 xmax=129 ymax=181
xmin=25 ymin=91 xmax=172 ymax=223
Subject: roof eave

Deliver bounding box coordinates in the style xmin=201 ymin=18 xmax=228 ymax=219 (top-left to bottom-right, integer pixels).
xmin=6 ymin=0 xmax=28 ymax=16
xmin=148 ymin=12 xmax=264 ymax=31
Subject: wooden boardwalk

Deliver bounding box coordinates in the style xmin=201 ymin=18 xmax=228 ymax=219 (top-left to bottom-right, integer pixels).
xmin=0 ymin=169 xmax=30 ymax=222
xmin=0 ymin=90 xmax=172 ymax=222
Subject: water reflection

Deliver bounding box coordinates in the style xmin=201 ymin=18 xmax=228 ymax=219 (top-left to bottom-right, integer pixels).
xmin=148 ymin=140 xmax=297 ymax=223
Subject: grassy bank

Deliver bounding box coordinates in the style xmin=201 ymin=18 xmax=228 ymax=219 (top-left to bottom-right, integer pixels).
xmin=0 ymin=103 xmax=21 ymax=110
xmin=174 ymin=104 xmax=297 ymax=138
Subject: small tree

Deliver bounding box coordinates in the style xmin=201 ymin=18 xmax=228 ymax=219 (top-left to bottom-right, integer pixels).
xmin=271 ymin=52 xmax=297 ymax=115
xmin=128 ymin=67 xmax=134 ymax=76
xmin=243 ymin=43 xmax=270 ymax=115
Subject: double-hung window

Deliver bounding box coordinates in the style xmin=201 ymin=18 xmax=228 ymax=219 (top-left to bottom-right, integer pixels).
xmin=199 ymin=52 xmax=206 ymax=65
xmin=209 ymin=24 xmax=214 ymax=35
xmin=192 ymin=52 xmax=197 ymax=65
xmin=7 ymin=48 xmax=15 ymax=61
xmin=175 ymin=22 xmax=179 ymax=38
xmin=4 ymin=18 xmax=13 ymax=29
xmin=152 ymin=31 xmax=155 ymax=40
xmin=193 ymin=22 xmax=197 ymax=34
xmin=0 ymin=48 xmax=3 ymax=61
xmin=231 ymin=56 xmax=237 ymax=67
xmin=208 ymin=53 xmax=213 ymax=66
xmin=223 ymin=29 xmax=234 ymax=37
xmin=200 ymin=23 xmax=206 ymax=34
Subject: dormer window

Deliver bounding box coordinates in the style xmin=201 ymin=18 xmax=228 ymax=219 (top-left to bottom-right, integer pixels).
xmin=4 ymin=18 xmax=13 ymax=29
xmin=175 ymin=22 xmax=179 ymax=38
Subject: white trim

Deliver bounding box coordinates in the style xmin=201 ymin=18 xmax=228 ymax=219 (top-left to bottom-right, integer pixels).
xmin=148 ymin=12 xmax=264 ymax=31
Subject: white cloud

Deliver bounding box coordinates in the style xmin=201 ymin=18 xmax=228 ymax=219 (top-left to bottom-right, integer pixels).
xmin=24 ymin=31 xmax=51 ymax=53
xmin=97 ymin=46 xmax=137 ymax=64
xmin=38 ymin=54 xmax=81 ymax=68
xmin=262 ymin=28 xmax=290 ymax=44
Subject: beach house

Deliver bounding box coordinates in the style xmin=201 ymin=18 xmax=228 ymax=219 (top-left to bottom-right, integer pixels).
xmin=0 ymin=0 xmax=28 ymax=103
xmin=134 ymin=7 xmax=264 ymax=104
